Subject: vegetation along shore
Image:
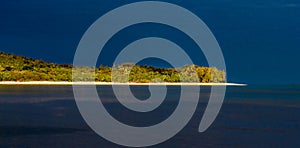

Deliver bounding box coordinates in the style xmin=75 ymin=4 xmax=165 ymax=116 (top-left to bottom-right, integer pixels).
xmin=0 ymin=52 xmax=226 ymax=83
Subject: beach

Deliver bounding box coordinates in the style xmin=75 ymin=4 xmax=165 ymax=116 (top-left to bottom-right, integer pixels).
xmin=0 ymin=81 xmax=246 ymax=86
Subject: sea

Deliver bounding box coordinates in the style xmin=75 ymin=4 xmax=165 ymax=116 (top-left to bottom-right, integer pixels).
xmin=0 ymin=85 xmax=300 ymax=147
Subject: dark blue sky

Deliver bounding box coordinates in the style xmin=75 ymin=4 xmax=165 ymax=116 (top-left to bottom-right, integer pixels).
xmin=0 ymin=0 xmax=299 ymax=84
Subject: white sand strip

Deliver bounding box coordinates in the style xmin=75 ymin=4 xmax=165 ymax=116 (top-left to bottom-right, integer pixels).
xmin=0 ymin=81 xmax=247 ymax=86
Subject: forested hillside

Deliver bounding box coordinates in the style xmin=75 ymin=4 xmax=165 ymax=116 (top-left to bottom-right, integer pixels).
xmin=0 ymin=52 xmax=226 ymax=82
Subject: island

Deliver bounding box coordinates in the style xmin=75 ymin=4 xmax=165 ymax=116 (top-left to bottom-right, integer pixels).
xmin=0 ymin=52 xmax=244 ymax=86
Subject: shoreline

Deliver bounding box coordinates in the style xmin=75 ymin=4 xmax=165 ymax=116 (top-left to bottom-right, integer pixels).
xmin=0 ymin=81 xmax=247 ymax=86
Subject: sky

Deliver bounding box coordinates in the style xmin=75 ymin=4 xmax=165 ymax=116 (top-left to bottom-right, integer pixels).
xmin=0 ymin=0 xmax=299 ymax=84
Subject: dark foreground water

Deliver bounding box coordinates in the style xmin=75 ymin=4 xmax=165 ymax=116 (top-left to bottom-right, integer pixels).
xmin=0 ymin=85 xmax=300 ymax=147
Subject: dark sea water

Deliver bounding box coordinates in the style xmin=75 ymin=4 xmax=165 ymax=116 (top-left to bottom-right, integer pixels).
xmin=0 ymin=85 xmax=300 ymax=147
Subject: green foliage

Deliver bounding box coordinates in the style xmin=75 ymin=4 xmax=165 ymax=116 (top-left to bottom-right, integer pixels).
xmin=0 ymin=52 xmax=226 ymax=82
xmin=107 ymin=64 xmax=226 ymax=83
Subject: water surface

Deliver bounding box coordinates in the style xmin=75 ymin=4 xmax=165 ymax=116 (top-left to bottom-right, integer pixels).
xmin=0 ymin=85 xmax=300 ymax=147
